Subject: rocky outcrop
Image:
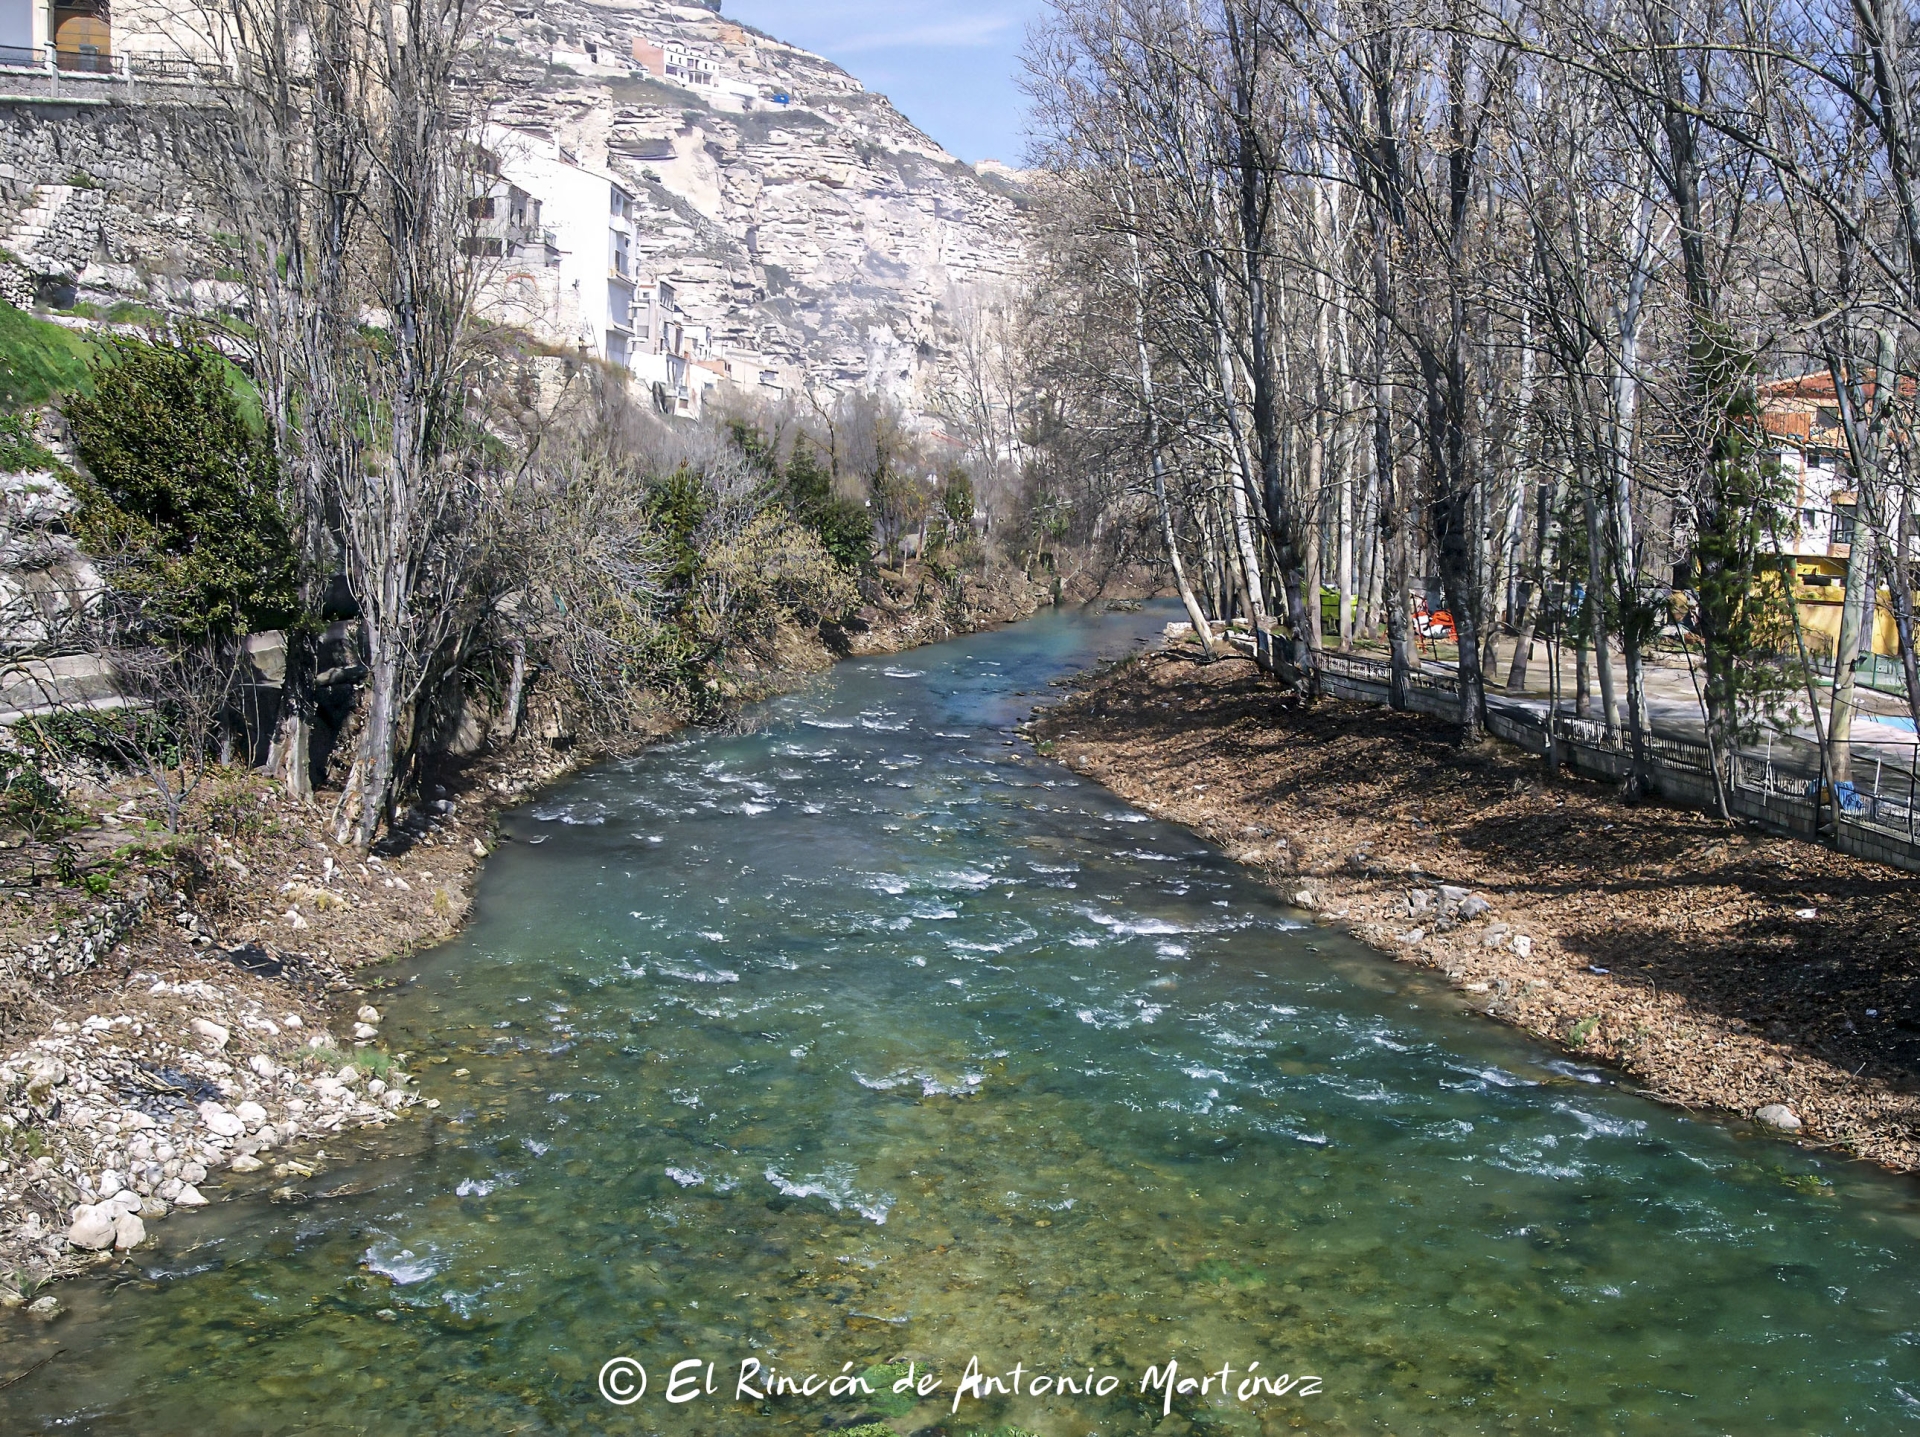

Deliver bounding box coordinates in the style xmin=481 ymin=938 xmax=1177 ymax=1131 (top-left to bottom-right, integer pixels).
xmin=0 ymin=4 xmax=1028 ymax=420
xmin=480 ymin=0 xmax=1027 ymax=414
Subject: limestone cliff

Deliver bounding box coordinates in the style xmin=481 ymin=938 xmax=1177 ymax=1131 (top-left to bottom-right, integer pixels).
xmin=480 ymin=0 xmax=1028 ymax=413
xmin=0 ymin=2 xmax=1029 ymax=421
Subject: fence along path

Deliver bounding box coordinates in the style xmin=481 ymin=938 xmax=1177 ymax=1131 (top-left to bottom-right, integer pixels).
xmin=1216 ymin=627 xmax=1920 ymax=876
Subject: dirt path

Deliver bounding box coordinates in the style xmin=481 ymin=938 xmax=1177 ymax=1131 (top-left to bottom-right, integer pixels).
xmin=1031 ymin=645 xmax=1920 ymax=1174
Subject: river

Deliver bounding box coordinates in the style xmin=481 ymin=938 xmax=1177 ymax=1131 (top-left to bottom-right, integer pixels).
xmin=4 ymin=601 xmax=1918 ymax=1435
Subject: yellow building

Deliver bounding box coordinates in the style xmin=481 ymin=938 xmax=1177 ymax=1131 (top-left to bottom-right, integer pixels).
xmin=1761 ymin=373 xmax=1913 ymax=664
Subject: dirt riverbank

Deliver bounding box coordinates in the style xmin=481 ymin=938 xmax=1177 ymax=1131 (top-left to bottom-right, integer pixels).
xmin=0 ymin=567 xmax=1056 ymax=1309
xmin=1030 ymin=644 xmax=1920 ymax=1175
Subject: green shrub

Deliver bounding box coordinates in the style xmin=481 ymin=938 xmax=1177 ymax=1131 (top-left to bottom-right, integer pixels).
xmin=0 ymin=411 xmax=63 ymax=474
xmin=63 ymin=333 xmax=297 ymax=639
xmin=27 ymin=707 xmax=184 ymax=770
xmin=785 ymin=441 xmax=872 ymax=571
xmin=0 ymin=754 xmax=73 ymax=843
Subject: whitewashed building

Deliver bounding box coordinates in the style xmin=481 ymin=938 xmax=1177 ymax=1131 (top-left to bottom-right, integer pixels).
xmin=479 ymin=128 xmax=641 ymax=368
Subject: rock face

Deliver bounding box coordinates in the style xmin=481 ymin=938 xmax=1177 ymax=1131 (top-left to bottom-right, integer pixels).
xmin=479 ymin=0 xmax=1026 ymax=412
xmin=0 ymin=2 xmax=1028 ymax=420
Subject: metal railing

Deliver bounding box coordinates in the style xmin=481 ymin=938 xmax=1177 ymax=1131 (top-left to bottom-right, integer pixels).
xmin=0 ymin=45 xmax=232 ymax=95
xmin=126 ymin=53 xmax=231 ymax=82
xmin=1303 ymin=648 xmax=1920 ymax=867
xmin=55 ymin=48 xmax=114 ymax=74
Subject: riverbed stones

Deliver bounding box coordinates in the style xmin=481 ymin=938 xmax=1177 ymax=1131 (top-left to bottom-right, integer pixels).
xmin=26 ymin=1295 xmax=61 ymax=1321
xmin=197 ymin=1102 xmax=245 ymax=1138
xmin=190 ymin=1018 xmax=230 ymax=1051
xmin=66 ymin=1204 xmax=116 ymax=1250
xmin=1755 ymin=1104 xmax=1803 ymax=1132
xmin=234 ymin=1101 xmax=267 ymax=1128
xmin=24 ymin=1056 xmax=65 ymax=1099
xmin=173 ymin=1184 xmax=207 ymax=1207
xmin=229 ymin=1154 xmax=264 ymax=1173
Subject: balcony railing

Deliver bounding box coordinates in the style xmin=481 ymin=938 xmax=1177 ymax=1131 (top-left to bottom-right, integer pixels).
xmin=56 ymin=47 xmax=114 ymax=73
xmin=0 ymin=45 xmax=232 ymax=94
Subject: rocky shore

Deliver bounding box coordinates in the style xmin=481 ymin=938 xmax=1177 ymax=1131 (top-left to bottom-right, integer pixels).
xmin=1031 ymin=643 xmax=1920 ymax=1174
xmin=0 ymin=567 xmax=1054 ymax=1311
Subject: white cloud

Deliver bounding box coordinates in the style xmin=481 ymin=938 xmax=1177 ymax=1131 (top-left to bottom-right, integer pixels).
xmin=832 ymin=14 xmax=1019 ymax=53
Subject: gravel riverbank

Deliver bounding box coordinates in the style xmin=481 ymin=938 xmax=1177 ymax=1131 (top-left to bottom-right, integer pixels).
xmin=1031 ymin=644 xmax=1920 ymax=1174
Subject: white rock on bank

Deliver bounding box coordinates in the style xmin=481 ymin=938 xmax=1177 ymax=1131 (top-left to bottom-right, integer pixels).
xmin=1755 ymin=1103 xmax=1803 ymax=1132
xmin=352 ymin=1023 xmax=379 ymax=1041
xmin=112 ymin=1211 xmax=146 ymax=1250
xmin=249 ymin=1054 xmax=280 ymax=1080
xmin=234 ymin=1100 xmax=268 ymax=1128
xmin=66 ymin=1205 xmax=117 ymax=1250
xmin=197 ymin=1102 xmax=245 ymax=1138
xmin=173 ymin=1184 xmax=208 ymax=1207
xmin=190 ymin=1018 xmax=231 ymax=1051
xmin=356 ymin=1005 xmax=381 ymax=1025
xmin=229 ymin=1154 xmax=265 ymax=1173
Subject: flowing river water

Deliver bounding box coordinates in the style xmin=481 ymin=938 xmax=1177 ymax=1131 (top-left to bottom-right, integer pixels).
xmin=4 ymin=602 xmax=1919 ymax=1436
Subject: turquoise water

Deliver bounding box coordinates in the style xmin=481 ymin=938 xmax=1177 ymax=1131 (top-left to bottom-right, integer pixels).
xmin=4 ymin=602 xmax=1919 ymax=1436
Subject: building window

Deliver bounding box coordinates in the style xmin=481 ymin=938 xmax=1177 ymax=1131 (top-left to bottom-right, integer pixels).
xmin=460 ymin=238 xmax=503 ymax=257
xmin=1833 ymin=503 xmax=1857 ymax=546
xmin=468 ymin=196 xmax=496 ymax=219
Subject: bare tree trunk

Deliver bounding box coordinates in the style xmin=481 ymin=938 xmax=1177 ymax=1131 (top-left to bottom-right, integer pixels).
xmin=494 ymin=636 xmax=527 ymax=740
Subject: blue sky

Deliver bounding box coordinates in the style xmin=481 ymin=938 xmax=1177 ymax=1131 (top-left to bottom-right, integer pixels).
xmin=721 ymin=0 xmax=1047 ymax=165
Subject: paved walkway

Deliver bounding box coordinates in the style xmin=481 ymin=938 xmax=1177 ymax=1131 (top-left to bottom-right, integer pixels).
xmin=1351 ymin=635 xmax=1920 ymax=781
